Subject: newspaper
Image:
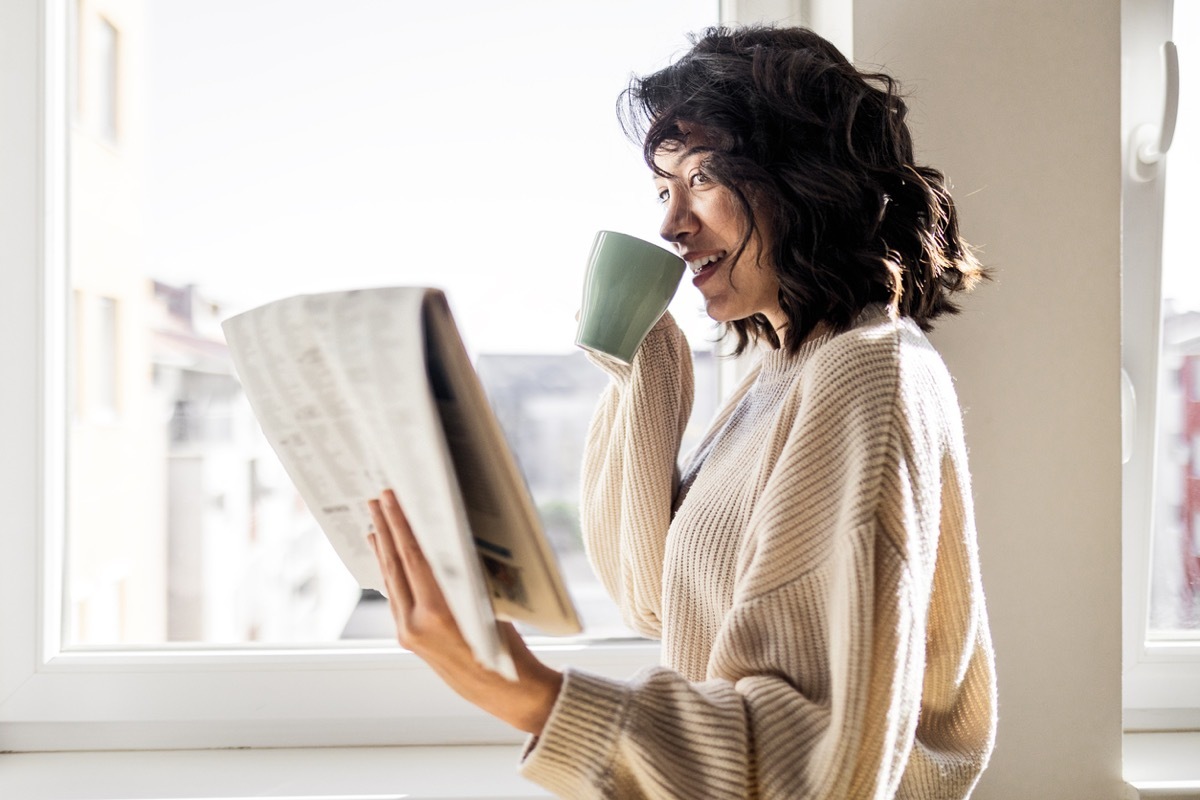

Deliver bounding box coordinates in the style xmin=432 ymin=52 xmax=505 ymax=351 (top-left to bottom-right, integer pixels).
xmin=221 ymin=287 xmax=581 ymax=680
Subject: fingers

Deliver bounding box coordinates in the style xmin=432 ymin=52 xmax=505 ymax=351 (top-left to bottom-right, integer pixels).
xmin=368 ymin=499 xmax=413 ymax=615
xmin=378 ymin=489 xmax=444 ymax=609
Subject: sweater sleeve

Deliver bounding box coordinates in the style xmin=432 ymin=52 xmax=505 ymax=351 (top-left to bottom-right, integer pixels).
xmin=578 ymin=312 xmax=693 ymax=637
xmin=520 ymin=325 xmax=996 ymax=799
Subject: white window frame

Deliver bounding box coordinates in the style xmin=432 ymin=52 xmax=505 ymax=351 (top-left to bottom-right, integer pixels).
xmin=0 ymin=0 xmax=664 ymax=753
xmin=1121 ymin=0 xmax=1200 ymax=730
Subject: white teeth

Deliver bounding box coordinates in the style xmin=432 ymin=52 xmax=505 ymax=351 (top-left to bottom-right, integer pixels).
xmin=686 ymin=253 xmax=724 ymax=274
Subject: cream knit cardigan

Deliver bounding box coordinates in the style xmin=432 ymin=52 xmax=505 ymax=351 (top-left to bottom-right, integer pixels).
xmin=520 ymin=307 xmax=997 ymax=799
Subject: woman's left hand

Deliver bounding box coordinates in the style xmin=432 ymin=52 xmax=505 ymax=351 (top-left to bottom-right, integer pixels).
xmin=367 ymin=489 xmax=563 ymax=736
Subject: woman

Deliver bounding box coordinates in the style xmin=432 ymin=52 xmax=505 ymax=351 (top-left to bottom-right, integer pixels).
xmin=368 ymin=25 xmax=997 ymax=799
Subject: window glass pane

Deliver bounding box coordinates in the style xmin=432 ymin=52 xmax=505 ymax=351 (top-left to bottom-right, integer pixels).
xmin=67 ymin=0 xmax=717 ymax=647
xmin=1151 ymin=2 xmax=1200 ymax=637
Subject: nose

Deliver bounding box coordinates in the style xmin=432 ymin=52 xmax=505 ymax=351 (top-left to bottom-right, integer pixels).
xmin=660 ymin=193 xmax=698 ymax=246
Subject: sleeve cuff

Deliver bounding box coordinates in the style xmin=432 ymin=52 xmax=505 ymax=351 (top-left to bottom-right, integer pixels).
xmin=584 ymin=311 xmax=684 ymax=383
xmin=518 ymin=667 xmax=630 ymax=797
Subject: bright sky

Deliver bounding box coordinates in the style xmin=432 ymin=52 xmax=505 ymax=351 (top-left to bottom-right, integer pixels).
xmin=142 ymin=0 xmax=721 ymax=354
xmin=141 ymin=0 xmax=1200 ymax=348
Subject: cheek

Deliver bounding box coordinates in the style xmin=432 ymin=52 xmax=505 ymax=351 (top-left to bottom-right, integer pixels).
xmin=688 ymin=185 xmax=740 ymax=235
xmin=710 ymin=191 xmax=745 ymax=235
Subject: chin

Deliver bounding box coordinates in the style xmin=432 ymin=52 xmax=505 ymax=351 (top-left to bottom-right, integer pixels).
xmin=705 ymin=307 xmax=743 ymax=325
xmin=703 ymin=302 xmax=733 ymax=324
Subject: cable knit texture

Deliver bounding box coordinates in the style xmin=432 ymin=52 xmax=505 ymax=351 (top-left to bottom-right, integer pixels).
xmin=519 ymin=307 xmax=997 ymax=799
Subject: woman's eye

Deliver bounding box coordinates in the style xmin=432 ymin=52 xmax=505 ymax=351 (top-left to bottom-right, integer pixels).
xmin=656 ymin=188 xmax=670 ymax=204
xmin=690 ymin=172 xmax=710 ymax=187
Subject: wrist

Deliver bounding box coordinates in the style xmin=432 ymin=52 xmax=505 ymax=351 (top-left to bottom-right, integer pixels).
xmin=522 ymin=666 xmax=563 ymax=736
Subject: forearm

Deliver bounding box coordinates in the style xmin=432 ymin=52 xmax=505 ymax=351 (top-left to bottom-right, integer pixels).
xmin=579 ymin=313 xmax=693 ymax=634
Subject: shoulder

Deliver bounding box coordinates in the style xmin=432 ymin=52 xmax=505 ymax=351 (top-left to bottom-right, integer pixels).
xmin=794 ymin=307 xmax=905 ymax=412
xmin=783 ymin=308 xmax=964 ymax=461
xmin=803 ymin=306 xmax=954 ymax=402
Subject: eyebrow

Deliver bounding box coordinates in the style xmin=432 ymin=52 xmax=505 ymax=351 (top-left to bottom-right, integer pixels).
xmin=654 ymin=145 xmax=717 ymax=179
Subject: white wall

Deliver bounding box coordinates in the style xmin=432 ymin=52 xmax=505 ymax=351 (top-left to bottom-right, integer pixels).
xmin=854 ymin=1 xmax=1126 ymax=797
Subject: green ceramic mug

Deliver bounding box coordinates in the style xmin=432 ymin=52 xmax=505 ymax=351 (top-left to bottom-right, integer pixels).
xmin=574 ymin=231 xmax=686 ymax=365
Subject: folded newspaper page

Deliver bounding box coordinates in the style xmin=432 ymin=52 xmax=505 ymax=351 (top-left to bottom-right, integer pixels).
xmin=221 ymin=287 xmax=581 ymax=679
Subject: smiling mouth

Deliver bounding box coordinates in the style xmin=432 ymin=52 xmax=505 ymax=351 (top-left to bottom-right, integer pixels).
xmin=686 ymin=252 xmax=725 ymax=276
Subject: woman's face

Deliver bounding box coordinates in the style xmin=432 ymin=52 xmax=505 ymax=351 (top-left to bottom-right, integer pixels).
xmin=653 ymin=125 xmax=784 ymax=335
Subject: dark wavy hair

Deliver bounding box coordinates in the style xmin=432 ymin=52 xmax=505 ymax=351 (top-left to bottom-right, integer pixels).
xmin=619 ymin=25 xmax=988 ymax=355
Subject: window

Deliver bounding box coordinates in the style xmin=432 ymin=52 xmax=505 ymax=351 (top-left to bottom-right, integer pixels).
xmin=65 ymin=0 xmax=719 ymax=649
xmin=1 ymin=0 xmax=720 ymax=753
xmin=1151 ymin=3 xmax=1200 ymax=637
xmin=1123 ymin=0 xmax=1200 ymax=724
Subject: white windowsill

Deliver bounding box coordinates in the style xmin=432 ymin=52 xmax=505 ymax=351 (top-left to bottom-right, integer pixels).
xmin=0 ymin=745 xmax=551 ymax=800
xmin=2 ymin=733 xmax=1198 ymax=799
xmin=1124 ymin=731 xmax=1200 ymax=798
